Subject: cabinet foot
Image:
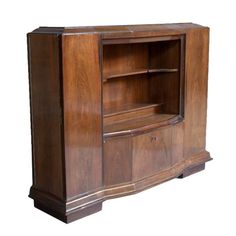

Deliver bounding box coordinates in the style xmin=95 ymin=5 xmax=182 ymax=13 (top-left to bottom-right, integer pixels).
xmin=34 ymin=201 xmax=103 ymax=223
xmin=178 ymin=163 xmax=205 ymax=178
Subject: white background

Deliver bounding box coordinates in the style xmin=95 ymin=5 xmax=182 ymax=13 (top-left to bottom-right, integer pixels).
xmin=0 ymin=0 xmax=235 ymax=235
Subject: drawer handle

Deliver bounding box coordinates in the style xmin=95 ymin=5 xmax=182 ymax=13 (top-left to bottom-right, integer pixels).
xmin=151 ymin=136 xmax=158 ymax=142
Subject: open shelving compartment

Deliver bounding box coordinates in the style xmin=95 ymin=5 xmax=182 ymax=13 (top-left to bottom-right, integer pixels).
xmin=102 ymin=35 xmax=185 ymax=138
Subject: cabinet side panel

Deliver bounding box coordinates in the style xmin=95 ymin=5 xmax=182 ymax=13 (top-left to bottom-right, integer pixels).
xmin=62 ymin=34 xmax=102 ymax=199
xmin=28 ymin=34 xmax=64 ymax=200
xmin=184 ymin=28 xmax=209 ymax=157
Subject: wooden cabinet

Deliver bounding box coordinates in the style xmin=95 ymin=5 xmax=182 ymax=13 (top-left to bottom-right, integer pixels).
xmin=27 ymin=23 xmax=212 ymax=223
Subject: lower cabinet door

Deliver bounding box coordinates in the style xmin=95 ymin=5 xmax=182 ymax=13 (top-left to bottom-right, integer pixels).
xmin=103 ymin=124 xmax=184 ymax=186
xmin=103 ymin=137 xmax=132 ymax=186
xmin=133 ymin=128 xmax=172 ymax=180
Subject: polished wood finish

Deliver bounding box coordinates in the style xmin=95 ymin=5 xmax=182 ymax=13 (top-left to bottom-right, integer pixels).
xmin=103 ymin=68 xmax=178 ymax=82
xmin=149 ymin=39 xmax=181 ymax=114
xmin=104 ymin=103 xmax=163 ymax=125
xmin=27 ymin=23 xmax=212 ymax=223
xmin=183 ymin=28 xmax=209 ymax=157
xmin=104 ymin=114 xmax=179 ymax=137
xmin=27 ymin=34 xmax=64 ymax=200
xmin=104 ymin=137 xmax=132 ymax=186
xmin=133 ymin=128 xmax=172 ymax=180
xmin=62 ymin=34 xmax=103 ymax=199
xmin=178 ymin=163 xmax=205 ymax=178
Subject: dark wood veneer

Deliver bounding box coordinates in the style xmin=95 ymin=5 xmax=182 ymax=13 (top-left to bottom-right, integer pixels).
xmin=27 ymin=23 xmax=212 ymax=223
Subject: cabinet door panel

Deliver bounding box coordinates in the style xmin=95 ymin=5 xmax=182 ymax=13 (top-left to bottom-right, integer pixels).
xmin=104 ymin=137 xmax=132 ymax=186
xmin=133 ymin=128 xmax=172 ymax=180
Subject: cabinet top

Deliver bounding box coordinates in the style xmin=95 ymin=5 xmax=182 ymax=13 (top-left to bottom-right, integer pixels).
xmin=29 ymin=23 xmax=208 ymax=37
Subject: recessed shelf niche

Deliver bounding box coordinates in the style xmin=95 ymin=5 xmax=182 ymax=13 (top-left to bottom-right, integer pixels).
xmin=102 ymin=37 xmax=184 ymax=137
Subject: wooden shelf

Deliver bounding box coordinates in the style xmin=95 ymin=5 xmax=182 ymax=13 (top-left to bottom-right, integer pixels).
xmin=103 ymin=68 xmax=178 ymax=82
xmin=104 ymin=103 xmax=163 ymax=125
xmin=149 ymin=68 xmax=178 ymax=73
xmin=104 ymin=103 xmax=162 ymax=117
xmin=104 ymin=114 xmax=182 ymax=138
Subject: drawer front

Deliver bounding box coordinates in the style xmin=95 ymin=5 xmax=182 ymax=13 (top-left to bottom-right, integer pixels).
xmin=133 ymin=128 xmax=172 ymax=180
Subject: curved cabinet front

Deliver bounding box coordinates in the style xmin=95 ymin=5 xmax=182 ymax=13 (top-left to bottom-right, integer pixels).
xmin=103 ymin=123 xmax=184 ymax=187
